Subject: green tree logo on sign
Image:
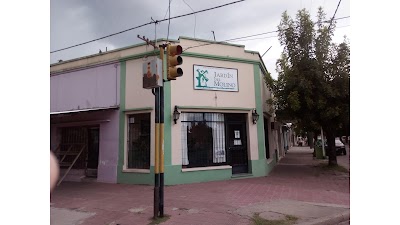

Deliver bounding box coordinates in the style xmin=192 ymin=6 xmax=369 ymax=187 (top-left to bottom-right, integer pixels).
xmin=195 ymin=69 xmax=209 ymax=87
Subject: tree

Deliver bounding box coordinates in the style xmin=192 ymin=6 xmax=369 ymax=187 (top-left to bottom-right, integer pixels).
xmin=267 ymin=7 xmax=350 ymax=166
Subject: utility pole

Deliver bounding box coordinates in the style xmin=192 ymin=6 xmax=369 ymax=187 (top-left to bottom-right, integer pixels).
xmin=137 ymin=35 xmax=158 ymax=49
xmin=261 ymin=46 xmax=272 ymax=57
xmin=154 ymin=85 xmax=160 ymax=218
xmin=153 ymin=45 xmax=166 ymax=218
xmin=140 ymin=36 xmax=182 ymax=218
xmin=159 ymin=45 xmax=166 ymax=217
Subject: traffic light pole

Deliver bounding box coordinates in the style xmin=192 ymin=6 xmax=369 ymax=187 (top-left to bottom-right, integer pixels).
xmin=154 ymin=87 xmax=160 ymax=219
xmin=159 ymin=47 xmax=167 ymax=217
xmin=159 ymin=85 xmax=165 ymax=217
xmin=153 ymin=46 xmax=167 ymax=219
xmin=153 ymin=43 xmax=181 ymax=218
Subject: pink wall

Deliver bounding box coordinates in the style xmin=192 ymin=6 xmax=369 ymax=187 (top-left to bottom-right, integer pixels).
xmin=50 ymin=63 xmax=120 ymax=113
xmin=50 ymin=63 xmax=121 ymax=183
xmin=50 ymin=109 xmax=119 ymax=183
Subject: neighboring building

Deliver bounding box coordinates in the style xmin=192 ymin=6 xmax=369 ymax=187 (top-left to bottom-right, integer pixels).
xmin=50 ymin=37 xmax=286 ymax=185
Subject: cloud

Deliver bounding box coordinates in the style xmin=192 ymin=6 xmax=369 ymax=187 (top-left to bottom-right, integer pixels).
xmin=50 ymin=0 xmax=350 ymax=79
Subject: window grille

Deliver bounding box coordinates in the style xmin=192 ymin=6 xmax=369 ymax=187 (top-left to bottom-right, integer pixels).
xmin=181 ymin=113 xmax=227 ymax=168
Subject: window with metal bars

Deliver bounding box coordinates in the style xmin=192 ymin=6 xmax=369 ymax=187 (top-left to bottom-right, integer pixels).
xmin=181 ymin=112 xmax=227 ymax=168
xmin=60 ymin=127 xmax=87 ymax=169
xmin=127 ymin=113 xmax=150 ymax=169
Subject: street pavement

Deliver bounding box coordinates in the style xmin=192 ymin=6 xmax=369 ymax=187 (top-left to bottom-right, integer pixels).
xmin=50 ymin=146 xmax=350 ymax=225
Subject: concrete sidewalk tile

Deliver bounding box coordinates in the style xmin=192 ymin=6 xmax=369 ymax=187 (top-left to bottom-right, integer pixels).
xmin=50 ymin=207 xmax=96 ymax=225
xmin=295 ymin=210 xmax=350 ymax=225
xmin=51 ymin=146 xmax=349 ymax=225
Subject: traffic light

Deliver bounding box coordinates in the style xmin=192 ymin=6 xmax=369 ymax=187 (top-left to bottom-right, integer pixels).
xmin=166 ymin=45 xmax=183 ymax=80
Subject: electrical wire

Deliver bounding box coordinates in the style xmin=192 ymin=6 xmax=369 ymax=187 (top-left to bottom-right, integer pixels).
xmin=182 ymin=0 xmax=196 ymax=39
xmin=328 ymin=0 xmax=342 ymax=30
xmin=51 ymin=0 xmax=246 ymax=54
xmin=327 ymin=16 xmax=349 ymax=22
xmin=183 ymin=16 xmax=350 ymax=52
xmin=228 ymin=35 xmax=279 ymax=42
xmin=228 ymin=24 xmax=350 ymax=43
xmin=167 ymin=0 xmax=171 ymax=42
xmin=163 ymin=0 xmax=173 ymax=19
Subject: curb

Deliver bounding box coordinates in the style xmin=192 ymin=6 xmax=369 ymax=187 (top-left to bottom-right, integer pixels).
xmin=296 ymin=210 xmax=350 ymax=225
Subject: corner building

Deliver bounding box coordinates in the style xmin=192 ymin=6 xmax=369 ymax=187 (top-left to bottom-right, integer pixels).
xmin=50 ymin=37 xmax=285 ymax=185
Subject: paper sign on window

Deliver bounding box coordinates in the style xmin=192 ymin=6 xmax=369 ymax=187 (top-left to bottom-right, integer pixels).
xmin=234 ymin=130 xmax=240 ymax=139
xmin=234 ymin=140 xmax=242 ymax=145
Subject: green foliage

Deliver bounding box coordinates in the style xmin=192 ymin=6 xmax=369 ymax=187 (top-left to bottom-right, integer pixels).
xmin=263 ymin=70 xmax=275 ymax=89
xmin=267 ymin=7 xmax=350 ymax=165
xmin=287 ymin=91 xmax=300 ymax=111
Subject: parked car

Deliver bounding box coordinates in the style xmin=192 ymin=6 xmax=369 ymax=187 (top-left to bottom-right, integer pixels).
xmin=315 ymin=137 xmax=347 ymax=156
xmin=335 ymin=137 xmax=346 ymax=155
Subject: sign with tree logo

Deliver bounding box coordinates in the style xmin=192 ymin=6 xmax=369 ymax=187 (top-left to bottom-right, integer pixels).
xmin=193 ymin=65 xmax=238 ymax=92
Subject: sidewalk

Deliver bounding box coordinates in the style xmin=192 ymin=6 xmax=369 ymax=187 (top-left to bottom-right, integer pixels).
xmin=51 ymin=146 xmax=350 ymax=225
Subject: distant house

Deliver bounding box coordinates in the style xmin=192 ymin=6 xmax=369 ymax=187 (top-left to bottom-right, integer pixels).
xmin=50 ymin=37 xmax=287 ymax=185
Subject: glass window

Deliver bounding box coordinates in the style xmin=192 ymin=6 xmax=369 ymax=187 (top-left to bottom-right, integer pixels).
xmin=181 ymin=112 xmax=226 ymax=168
xmin=127 ymin=113 xmax=150 ymax=169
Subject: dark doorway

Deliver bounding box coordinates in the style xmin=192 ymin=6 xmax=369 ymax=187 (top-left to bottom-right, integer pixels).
xmin=264 ymin=117 xmax=270 ymax=159
xmin=86 ymin=127 xmax=100 ymax=177
xmin=226 ymin=114 xmax=248 ymax=174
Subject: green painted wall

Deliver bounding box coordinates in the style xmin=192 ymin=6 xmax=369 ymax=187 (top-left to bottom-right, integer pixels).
xmin=116 ymin=60 xmax=154 ymax=184
xmin=252 ymin=64 xmax=277 ymax=177
xmin=115 ymin=51 xmax=277 ymax=185
xmin=249 ymin=159 xmax=267 ymax=177
xmin=118 ymin=166 xmax=155 ymax=185
xmin=253 ymin=64 xmax=266 ymax=160
xmin=164 ymin=165 xmax=232 ymax=185
xmin=163 ymin=59 xmax=172 ymax=166
xmin=117 ymin=61 xmax=126 ymax=181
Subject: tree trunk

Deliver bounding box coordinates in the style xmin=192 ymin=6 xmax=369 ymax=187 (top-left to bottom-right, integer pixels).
xmin=308 ymin=132 xmax=314 ymax=149
xmin=312 ymin=132 xmax=318 ymax=157
xmin=325 ymin=128 xmax=337 ymax=166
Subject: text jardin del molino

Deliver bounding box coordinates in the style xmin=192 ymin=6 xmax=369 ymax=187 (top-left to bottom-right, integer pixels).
xmin=213 ymin=71 xmax=236 ymax=88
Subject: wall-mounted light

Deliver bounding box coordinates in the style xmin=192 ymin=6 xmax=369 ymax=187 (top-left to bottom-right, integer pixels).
xmin=173 ymin=106 xmax=181 ymax=124
xmin=252 ymin=108 xmax=259 ymax=124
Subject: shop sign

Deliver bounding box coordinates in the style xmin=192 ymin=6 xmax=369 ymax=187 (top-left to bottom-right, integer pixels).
xmin=193 ymin=65 xmax=238 ymax=92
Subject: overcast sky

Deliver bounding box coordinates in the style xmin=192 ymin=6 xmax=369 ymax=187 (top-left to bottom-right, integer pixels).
xmin=50 ymin=0 xmax=350 ymax=79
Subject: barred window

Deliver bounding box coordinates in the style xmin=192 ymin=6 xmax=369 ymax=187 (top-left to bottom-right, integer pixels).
xmin=127 ymin=113 xmax=150 ymax=169
xmin=181 ymin=113 xmax=227 ymax=168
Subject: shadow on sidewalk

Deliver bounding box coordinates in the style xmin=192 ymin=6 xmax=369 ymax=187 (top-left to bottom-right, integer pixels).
xmin=270 ymin=146 xmax=349 ymax=182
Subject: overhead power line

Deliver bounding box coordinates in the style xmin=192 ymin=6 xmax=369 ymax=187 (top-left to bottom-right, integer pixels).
xmin=328 ymin=0 xmax=342 ymax=30
xmin=50 ymin=0 xmax=246 ymax=54
xmin=183 ymin=16 xmax=350 ymax=52
xmin=167 ymin=0 xmax=172 ymax=42
xmin=228 ymin=24 xmax=350 ymax=44
xmin=228 ymin=35 xmax=279 ymax=42
xmin=182 ymin=0 xmax=197 ymax=39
